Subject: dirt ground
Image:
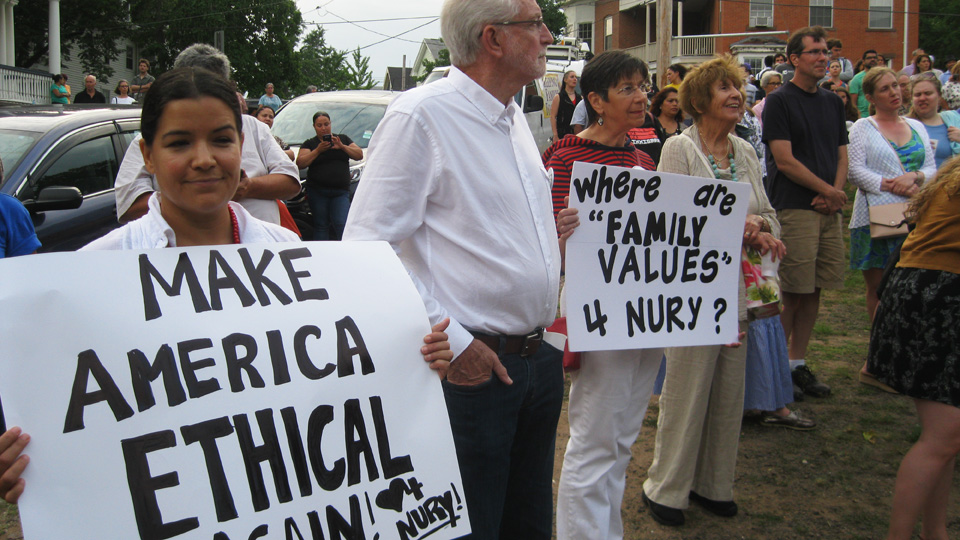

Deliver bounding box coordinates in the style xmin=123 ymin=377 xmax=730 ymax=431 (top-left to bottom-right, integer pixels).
xmin=2 ymin=198 xmax=958 ymax=539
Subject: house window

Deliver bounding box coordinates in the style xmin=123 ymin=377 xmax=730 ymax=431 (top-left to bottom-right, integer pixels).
xmin=604 ymin=16 xmax=613 ymax=51
xmin=869 ymin=0 xmax=894 ymax=29
xmin=125 ymin=46 xmax=134 ymax=70
xmin=749 ymin=1 xmax=774 ymax=28
xmin=810 ymin=0 xmax=833 ymax=27
xmin=578 ymin=22 xmax=593 ymax=52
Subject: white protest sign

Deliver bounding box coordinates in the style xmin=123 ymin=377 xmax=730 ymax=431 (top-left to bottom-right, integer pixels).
xmin=565 ymin=162 xmax=750 ymax=351
xmin=0 ymin=241 xmax=469 ymax=540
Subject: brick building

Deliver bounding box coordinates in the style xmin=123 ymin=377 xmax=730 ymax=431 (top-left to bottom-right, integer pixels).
xmin=563 ymin=0 xmax=919 ymax=81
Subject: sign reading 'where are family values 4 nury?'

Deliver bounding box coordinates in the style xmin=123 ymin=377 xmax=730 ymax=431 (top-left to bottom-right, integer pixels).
xmin=0 ymin=242 xmax=469 ymax=540
xmin=565 ymin=161 xmax=750 ymax=352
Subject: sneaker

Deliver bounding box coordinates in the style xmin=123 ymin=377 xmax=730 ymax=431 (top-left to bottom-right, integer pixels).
xmin=642 ymin=490 xmax=685 ymax=526
xmin=689 ymin=491 xmax=738 ymax=517
xmin=791 ymin=365 xmax=831 ymax=397
xmin=760 ymin=410 xmax=816 ymax=430
xmin=792 ymin=383 xmax=805 ymax=403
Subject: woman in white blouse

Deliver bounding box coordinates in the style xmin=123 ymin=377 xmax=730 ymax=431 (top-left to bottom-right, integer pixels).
xmin=110 ymin=80 xmax=136 ymax=104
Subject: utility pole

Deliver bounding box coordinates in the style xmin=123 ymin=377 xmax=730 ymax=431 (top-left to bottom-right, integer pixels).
xmin=657 ymin=0 xmax=673 ymax=88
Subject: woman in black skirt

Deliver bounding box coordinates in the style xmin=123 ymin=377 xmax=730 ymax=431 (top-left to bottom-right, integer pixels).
xmin=867 ymin=156 xmax=960 ymax=540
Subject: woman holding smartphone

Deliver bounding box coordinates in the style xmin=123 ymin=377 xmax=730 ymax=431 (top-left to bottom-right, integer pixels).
xmin=296 ymin=112 xmax=363 ymax=241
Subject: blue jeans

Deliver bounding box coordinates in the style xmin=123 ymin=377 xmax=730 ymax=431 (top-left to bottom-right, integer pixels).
xmin=441 ymin=341 xmax=563 ymax=539
xmin=306 ymin=186 xmax=350 ymax=240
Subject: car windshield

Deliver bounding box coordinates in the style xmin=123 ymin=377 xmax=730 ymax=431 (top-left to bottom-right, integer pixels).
xmin=0 ymin=129 xmax=42 ymax=187
xmin=272 ymin=101 xmax=388 ymax=148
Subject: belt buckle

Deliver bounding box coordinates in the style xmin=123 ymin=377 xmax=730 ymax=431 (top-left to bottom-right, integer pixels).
xmin=519 ymin=327 xmax=544 ymax=358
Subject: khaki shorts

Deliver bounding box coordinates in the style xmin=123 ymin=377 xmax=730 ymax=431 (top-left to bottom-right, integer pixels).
xmin=777 ymin=209 xmax=846 ymax=294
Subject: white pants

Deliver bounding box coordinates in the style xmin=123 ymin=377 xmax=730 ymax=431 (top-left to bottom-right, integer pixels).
xmin=556 ymin=347 xmax=665 ymax=540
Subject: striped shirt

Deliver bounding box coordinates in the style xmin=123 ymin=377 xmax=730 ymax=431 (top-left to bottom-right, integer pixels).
xmin=542 ymin=134 xmax=655 ymax=227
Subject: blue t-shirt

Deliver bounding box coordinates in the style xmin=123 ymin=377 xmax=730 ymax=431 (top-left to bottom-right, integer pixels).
xmin=923 ymin=123 xmax=953 ymax=170
xmin=0 ymin=193 xmax=41 ymax=257
xmin=258 ymin=94 xmax=283 ymax=113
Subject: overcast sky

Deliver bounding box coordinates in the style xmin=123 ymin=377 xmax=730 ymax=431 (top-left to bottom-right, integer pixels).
xmin=295 ymin=0 xmax=447 ymax=83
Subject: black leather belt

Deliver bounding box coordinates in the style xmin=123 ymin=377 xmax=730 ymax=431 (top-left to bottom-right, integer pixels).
xmin=470 ymin=328 xmax=545 ymax=358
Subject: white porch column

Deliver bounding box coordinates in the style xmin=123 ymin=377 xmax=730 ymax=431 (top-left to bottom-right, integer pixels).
xmin=645 ymin=2 xmax=650 ymax=44
xmin=48 ymin=0 xmax=60 ymax=74
xmin=677 ymin=1 xmax=683 ymax=37
xmin=5 ymin=0 xmax=17 ymax=66
xmin=0 ymin=0 xmax=7 ymax=66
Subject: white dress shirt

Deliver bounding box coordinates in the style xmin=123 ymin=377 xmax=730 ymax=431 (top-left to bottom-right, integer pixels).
xmin=83 ymin=193 xmax=299 ymax=250
xmin=344 ymin=67 xmax=561 ymax=357
xmin=114 ymin=115 xmax=299 ymax=224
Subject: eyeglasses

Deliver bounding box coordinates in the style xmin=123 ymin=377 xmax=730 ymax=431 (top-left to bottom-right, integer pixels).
xmin=766 ymin=81 xmax=782 ymax=87
xmin=799 ymin=49 xmax=829 ymax=57
xmin=614 ymin=83 xmax=651 ymax=97
xmin=492 ymin=17 xmax=545 ymax=30
xmin=864 ymin=55 xmax=879 ymax=61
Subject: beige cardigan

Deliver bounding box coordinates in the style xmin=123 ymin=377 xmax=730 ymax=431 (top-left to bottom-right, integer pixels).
xmin=657 ymin=123 xmax=780 ymax=322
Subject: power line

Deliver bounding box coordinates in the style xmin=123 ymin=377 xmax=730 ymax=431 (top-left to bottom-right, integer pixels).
xmin=355 ymin=17 xmax=439 ymax=51
xmin=315 ymin=8 xmax=431 ymax=44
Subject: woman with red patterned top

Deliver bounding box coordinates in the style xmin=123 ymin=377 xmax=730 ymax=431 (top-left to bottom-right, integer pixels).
xmin=546 ymin=51 xmax=662 ymax=540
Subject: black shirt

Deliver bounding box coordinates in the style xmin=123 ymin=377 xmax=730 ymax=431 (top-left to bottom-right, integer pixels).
xmin=762 ymin=81 xmax=848 ymax=211
xmin=302 ymin=134 xmax=355 ymax=191
xmin=74 ymin=91 xmax=106 ymax=104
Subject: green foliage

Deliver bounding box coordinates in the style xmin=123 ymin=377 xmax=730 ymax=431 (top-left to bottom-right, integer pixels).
xmin=538 ymin=0 xmax=568 ymax=38
xmin=129 ymin=0 xmax=304 ymax=98
xmin=346 ymin=48 xmax=376 ymax=90
xmin=14 ymin=0 xmax=132 ymax=79
xmin=415 ymin=47 xmax=450 ymax=84
xmin=920 ymin=0 xmax=960 ymax=69
xmin=295 ymin=27 xmax=351 ymax=92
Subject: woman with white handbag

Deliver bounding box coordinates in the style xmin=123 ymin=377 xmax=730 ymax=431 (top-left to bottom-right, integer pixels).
xmin=848 ymin=67 xmax=936 ymax=391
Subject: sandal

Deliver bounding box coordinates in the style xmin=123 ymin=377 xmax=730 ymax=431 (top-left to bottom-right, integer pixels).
xmin=858 ymin=370 xmax=899 ymax=394
xmin=760 ymin=410 xmax=816 ymax=430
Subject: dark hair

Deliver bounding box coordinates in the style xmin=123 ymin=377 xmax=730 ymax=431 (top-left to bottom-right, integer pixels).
xmin=138 ymin=58 xmax=150 ymax=70
xmin=580 ymin=51 xmax=649 ymax=125
xmin=786 ymin=26 xmax=828 ymax=66
xmin=254 ymin=104 xmax=275 ymax=117
xmin=862 ymin=49 xmax=878 ymax=60
xmin=140 ymin=67 xmax=241 ymax=146
xmin=912 ymin=54 xmax=933 ymax=72
xmin=650 ymin=87 xmax=681 ymax=121
xmin=826 ymin=38 xmax=842 ymax=49
xmin=312 ymin=111 xmax=330 ymax=124
xmin=833 ymin=87 xmax=860 ymax=123
xmin=51 ymin=74 xmax=63 ymax=83
xmin=667 ymin=63 xmax=688 ymax=80
xmin=820 ymin=80 xmax=836 ymax=91
xmin=764 ymin=55 xmax=774 ymax=68
xmin=774 ymin=53 xmax=786 ymax=62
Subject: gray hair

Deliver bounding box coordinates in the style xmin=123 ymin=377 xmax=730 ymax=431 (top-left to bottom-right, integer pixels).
xmin=174 ymin=43 xmax=231 ymax=79
xmin=440 ymin=0 xmax=521 ymax=67
xmin=759 ymin=70 xmax=781 ymax=87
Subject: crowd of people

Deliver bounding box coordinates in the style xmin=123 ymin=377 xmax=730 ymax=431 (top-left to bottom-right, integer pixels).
xmin=2 ymin=2 xmax=959 ymax=539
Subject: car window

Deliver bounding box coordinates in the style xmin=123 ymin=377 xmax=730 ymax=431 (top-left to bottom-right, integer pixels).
xmin=119 ymin=129 xmax=140 ymax=151
xmin=0 ymin=129 xmax=42 ymax=188
xmin=272 ymin=101 xmax=388 ymax=148
xmin=34 ymin=135 xmax=119 ymax=196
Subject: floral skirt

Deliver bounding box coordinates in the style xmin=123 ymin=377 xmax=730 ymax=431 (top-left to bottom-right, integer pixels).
xmin=850 ymin=225 xmax=904 ymax=271
xmin=867 ymin=267 xmax=960 ymax=407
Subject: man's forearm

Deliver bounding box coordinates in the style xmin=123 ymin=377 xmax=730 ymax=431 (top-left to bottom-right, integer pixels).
xmin=242 ymin=174 xmax=301 ymax=201
xmin=776 ymin=157 xmax=836 ymax=195
xmin=833 ymin=146 xmax=848 ymax=191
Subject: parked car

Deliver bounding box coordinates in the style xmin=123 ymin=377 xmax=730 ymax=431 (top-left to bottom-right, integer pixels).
xmin=271 ymin=90 xmax=399 ymax=198
xmin=0 ymin=105 xmax=142 ymax=252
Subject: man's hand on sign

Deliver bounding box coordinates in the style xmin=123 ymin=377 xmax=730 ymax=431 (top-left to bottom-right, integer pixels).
xmin=422 ymin=318 xmax=454 ymax=378
xmin=446 ymin=339 xmax=513 ymax=387
xmin=558 ymin=196 xmax=580 ymax=270
xmin=0 ymin=426 xmax=30 ymax=504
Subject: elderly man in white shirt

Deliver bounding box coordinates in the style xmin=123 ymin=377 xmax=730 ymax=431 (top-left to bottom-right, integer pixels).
xmin=114 ymin=44 xmax=300 ymax=225
xmin=343 ymin=0 xmax=562 ymax=538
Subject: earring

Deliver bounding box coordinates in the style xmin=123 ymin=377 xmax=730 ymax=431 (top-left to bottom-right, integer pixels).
xmin=598 ymin=116 xmax=604 ymax=126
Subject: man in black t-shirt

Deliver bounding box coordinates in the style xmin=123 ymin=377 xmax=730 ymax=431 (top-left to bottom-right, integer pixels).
xmin=73 ymin=75 xmax=106 ymax=104
xmin=762 ymin=26 xmax=848 ymax=401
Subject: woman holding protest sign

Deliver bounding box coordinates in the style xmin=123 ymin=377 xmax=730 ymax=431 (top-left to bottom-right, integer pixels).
xmin=545 ymin=51 xmax=663 ymax=540
xmin=0 ymin=67 xmax=453 ymax=504
xmin=640 ymin=55 xmax=784 ymax=527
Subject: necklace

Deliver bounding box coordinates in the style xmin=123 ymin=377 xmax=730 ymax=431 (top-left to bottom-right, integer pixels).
xmin=700 ymin=133 xmax=738 ymax=181
xmin=228 ymin=205 xmax=241 ymax=244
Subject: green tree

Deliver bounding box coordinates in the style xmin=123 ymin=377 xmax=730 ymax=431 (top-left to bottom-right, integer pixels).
xmin=295 ymin=27 xmax=350 ymax=92
xmin=346 ymin=47 xmax=376 ymax=90
xmin=14 ymin=0 xmax=131 ymax=79
xmin=919 ymin=0 xmax=960 ymax=70
xmin=538 ymin=0 xmax=568 ymax=38
xmin=415 ymin=47 xmax=450 ymax=84
xmin=128 ymin=0 xmax=303 ymax=97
